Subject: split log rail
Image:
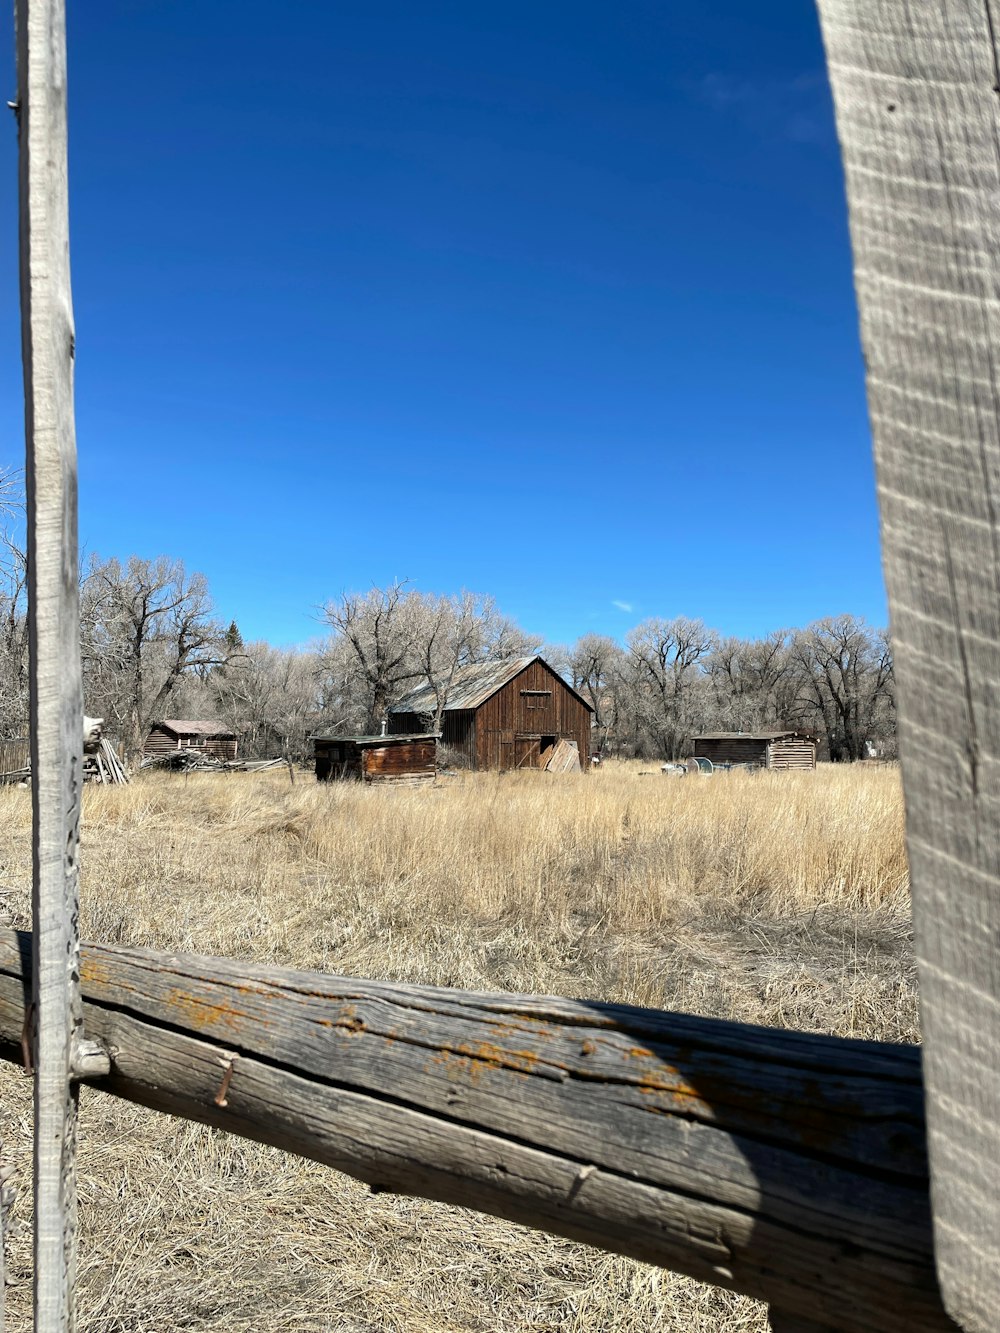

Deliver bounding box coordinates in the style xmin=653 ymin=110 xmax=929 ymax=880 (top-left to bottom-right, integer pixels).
xmin=0 ymin=931 xmax=957 ymax=1333
xmin=8 ymin=0 xmax=1000 ymax=1330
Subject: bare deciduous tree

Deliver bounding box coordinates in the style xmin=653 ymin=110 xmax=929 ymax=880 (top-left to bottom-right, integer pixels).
xmin=321 ymin=583 xmax=538 ymax=734
xmin=415 ymin=592 xmax=538 ymax=734
xmin=212 ymin=640 xmax=321 ymax=761
xmin=81 ymin=555 xmax=232 ymax=765
xmin=320 ymin=582 xmax=429 ymax=734
xmin=790 ymin=616 xmax=893 ymax=762
xmin=568 ymin=634 xmax=627 ymax=757
xmin=625 ymin=617 xmax=715 ymax=759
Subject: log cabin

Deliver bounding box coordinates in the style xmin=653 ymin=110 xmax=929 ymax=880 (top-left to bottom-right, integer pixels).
xmin=692 ymin=730 xmax=817 ymax=771
xmin=143 ymin=719 xmax=239 ymax=762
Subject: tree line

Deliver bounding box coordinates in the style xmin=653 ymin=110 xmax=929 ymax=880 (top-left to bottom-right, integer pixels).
xmin=0 ymin=483 xmax=894 ymax=766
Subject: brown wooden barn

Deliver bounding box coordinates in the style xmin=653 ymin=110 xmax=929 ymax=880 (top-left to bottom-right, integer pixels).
xmin=691 ymin=730 xmax=817 ymax=771
xmin=143 ymin=719 xmax=238 ymax=762
xmin=389 ymin=656 xmax=593 ymax=772
xmin=312 ymin=732 xmax=438 ymax=785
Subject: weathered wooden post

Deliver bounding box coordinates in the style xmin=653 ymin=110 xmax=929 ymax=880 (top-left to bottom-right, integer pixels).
xmin=16 ymin=0 xmax=107 ymax=1325
xmin=817 ymin=3 xmax=1000 ymax=1331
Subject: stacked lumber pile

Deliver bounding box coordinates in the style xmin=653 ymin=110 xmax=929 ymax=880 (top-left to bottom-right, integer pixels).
xmin=141 ymin=752 xmax=290 ymax=775
xmin=84 ymin=738 xmax=128 ymax=785
xmin=82 ymin=716 xmax=128 ymax=784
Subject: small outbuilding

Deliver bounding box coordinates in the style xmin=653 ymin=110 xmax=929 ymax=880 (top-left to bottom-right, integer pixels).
xmin=312 ymin=732 xmax=438 ymax=785
xmin=389 ymin=655 xmax=592 ymax=772
xmin=144 ymin=719 xmax=238 ymax=762
xmin=691 ymin=730 xmax=818 ymax=771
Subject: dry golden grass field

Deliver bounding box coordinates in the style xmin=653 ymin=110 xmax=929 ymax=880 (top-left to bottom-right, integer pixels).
xmin=0 ymin=761 xmax=915 ymax=1332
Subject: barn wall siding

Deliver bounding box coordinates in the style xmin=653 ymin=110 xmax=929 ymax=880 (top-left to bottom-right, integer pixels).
xmin=392 ymin=710 xmax=476 ymax=766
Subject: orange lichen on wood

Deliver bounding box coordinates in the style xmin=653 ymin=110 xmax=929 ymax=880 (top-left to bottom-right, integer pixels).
xmin=428 ymin=1039 xmax=549 ymax=1085
xmin=164 ymin=988 xmax=248 ymax=1033
xmin=79 ymin=956 xmax=115 ymax=989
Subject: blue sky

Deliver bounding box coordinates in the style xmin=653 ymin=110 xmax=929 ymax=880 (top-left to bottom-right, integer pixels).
xmin=0 ymin=1 xmax=883 ymax=648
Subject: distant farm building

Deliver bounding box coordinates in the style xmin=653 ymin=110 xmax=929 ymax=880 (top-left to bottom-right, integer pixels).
xmin=389 ymin=656 xmax=592 ymax=772
xmin=692 ymin=730 xmax=818 ymax=771
xmin=312 ymin=732 xmax=438 ymax=785
xmin=143 ymin=720 xmax=238 ymax=762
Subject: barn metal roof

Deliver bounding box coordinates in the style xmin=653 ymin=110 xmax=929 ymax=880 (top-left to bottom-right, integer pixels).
xmin=389 ymin=656 xmax=592 ymax=716
xmin=155 ymin=719 xmax=235 ymax=738
xmin=390 ymin=657 xmax=540 ymax=715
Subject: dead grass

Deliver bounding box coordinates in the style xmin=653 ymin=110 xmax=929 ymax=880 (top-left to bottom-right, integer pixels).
xmin=0 ymin=761 xmax=916 ymax=1331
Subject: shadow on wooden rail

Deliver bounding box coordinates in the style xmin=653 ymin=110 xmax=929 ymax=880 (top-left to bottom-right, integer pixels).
xmin=0 ymin=929 xmax=956 ymax=1333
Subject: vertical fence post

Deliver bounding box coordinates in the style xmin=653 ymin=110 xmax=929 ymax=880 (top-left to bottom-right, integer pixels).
xmin=817 ymin=3 xmax=1000 ymax=1330
xmin=15 ymin=0 xmax=84 ymax=1325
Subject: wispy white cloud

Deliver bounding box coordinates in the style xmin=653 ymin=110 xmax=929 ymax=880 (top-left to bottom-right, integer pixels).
xmin=612 ymin=600 xmax=634 ymax=613
xmin=693 ymin=70 xmax=833 ymax=146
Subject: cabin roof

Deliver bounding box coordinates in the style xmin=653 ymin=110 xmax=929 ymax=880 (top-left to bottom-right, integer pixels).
xmin=693 ymin=730 xmax=818 ymax=743
xmin=389 ymin=655 xmax=594 ymax=715
xmin=154 ymin=719 xmax=235 ymax=738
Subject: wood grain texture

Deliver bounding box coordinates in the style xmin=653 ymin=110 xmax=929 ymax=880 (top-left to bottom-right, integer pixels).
xmin=0 ymin=932 xmax=958 ymax=1332
xmin=816 ymin=4 xmax=1000 ymax=1329
xmin=15 ymin=0 xmax=84 ymax=1327
xmin=768 ymin=1314 xmax=839 ymax=1333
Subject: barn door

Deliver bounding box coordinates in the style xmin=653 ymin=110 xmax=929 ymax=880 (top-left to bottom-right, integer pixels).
xmin=514 ymin=737 xmax=540 ymax=769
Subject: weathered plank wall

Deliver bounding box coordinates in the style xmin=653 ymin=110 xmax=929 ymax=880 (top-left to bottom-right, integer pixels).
xmin=362 ymin=737 xmax=437 ymax=782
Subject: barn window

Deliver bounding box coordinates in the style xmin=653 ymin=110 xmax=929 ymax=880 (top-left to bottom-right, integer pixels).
xmin=521 ymin=689 xmax=552 ymax=710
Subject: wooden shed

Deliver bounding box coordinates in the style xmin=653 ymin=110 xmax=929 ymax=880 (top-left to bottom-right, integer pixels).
xmin=692 ymin=730 xmax=817 ymax=771
xmin=389 ymin=656 xmax=593 ymax=772
xmin=312 ymin=732 xmax=438 ymax=785
xmin=143 ymin=719 xmax=238 ymax=762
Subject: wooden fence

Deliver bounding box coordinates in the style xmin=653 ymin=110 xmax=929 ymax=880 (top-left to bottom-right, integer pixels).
xmin=0 ymin=931 xmax=957 ymax=1333
xmin=0 ymin=739 xmax=29 ymax=783
xmin=8 ymin=1 xmax=1000 ymax=1331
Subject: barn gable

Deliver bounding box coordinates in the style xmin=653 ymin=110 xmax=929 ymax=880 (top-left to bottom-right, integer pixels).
xmin=389 ymin=656 xmax=593 ymax=772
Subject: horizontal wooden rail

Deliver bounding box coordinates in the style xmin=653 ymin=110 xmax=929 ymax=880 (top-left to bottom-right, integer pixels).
xmin=0 ymin=930 xmax=956 ymax=1332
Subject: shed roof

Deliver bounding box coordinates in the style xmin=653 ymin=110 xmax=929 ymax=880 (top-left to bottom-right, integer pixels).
xmin=154 ymin=719 xmax=235 ymax=738
xmin=389 ymin=656 xmax=594 ymax=715
xmin=310 ymin=731 xmax=440 ymax=746
xmin=693 ymin=730 xmax=818 ymax=742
